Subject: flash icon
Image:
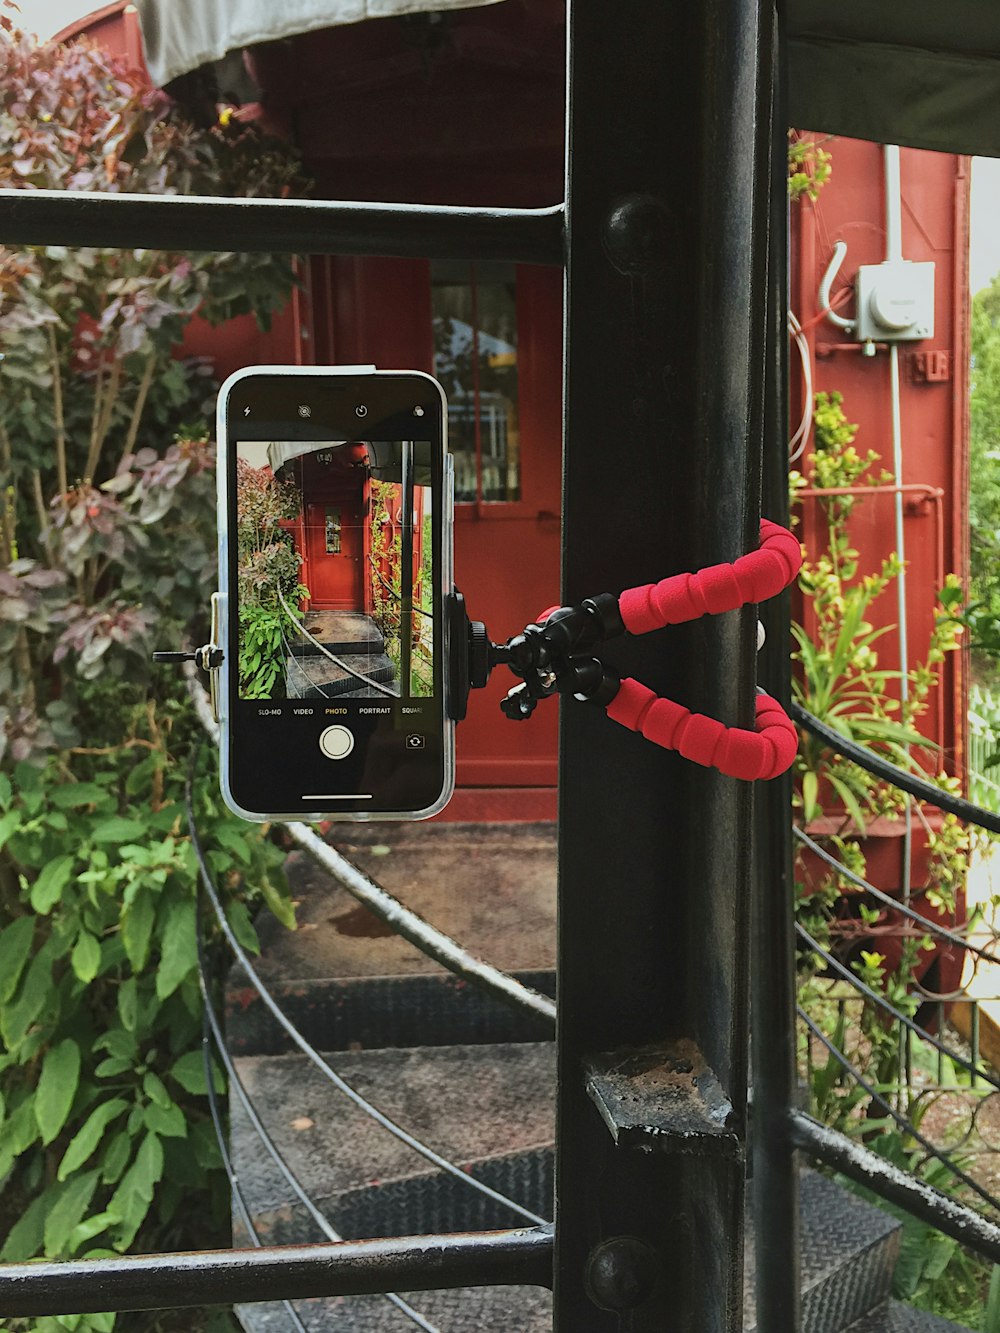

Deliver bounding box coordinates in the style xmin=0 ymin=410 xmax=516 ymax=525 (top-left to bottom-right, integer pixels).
xmin=243 ymin=406 xmax=251 ymax=416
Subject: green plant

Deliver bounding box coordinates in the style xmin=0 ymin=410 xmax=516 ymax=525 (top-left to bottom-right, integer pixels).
xmin=788 ymin=131 xmax=832 ymax=202
xmin=0 ymin=13 xmax=306 ymax=1319
xmin=791 ymin=392 xmax=960 ymax=833
xmin=234 ymin=459 xmax=305 ymax=697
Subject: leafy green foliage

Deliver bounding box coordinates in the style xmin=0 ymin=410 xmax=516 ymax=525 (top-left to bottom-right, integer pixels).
xmin=791 ymin=391 xmax=961 ymax=833
xmin=793 ymin=389 xmax=1000 ymax=1328
xmin=234 ymin=459 xmax=305 ymax=697
xmin=0 ymin=13 xmax=306 ymax=1323
xmin=787 ymin=131 xmax=832 ymax=202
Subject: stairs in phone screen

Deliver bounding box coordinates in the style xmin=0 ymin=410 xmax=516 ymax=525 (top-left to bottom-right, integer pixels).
xmin=225 ymin=823 xmax=972 ymax=1333
xmin=283 ymin=610 xmax=397 ymax=699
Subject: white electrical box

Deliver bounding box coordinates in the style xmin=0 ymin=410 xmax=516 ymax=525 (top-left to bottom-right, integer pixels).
xmin=854 ymin=260 xmax=935 ymax=342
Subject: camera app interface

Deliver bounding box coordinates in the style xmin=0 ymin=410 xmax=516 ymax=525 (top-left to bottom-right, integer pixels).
xmin=235 ymin=438 xmax=433 ymax=703
xmin=229 ymin=433 xmax=443 ymax=815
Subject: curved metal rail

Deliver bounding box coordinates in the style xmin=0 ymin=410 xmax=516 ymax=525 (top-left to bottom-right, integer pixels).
xmin=196 ymin=929 xmax=441 ymax=1332
xmin=188 ymin=778 xmax=550 ymax=1229
xmin=184 ymin=668 xmax=556 ymax=1028
xmin=792 ymin=701 xmax=1000 ymax=834
xmin=793 ymin=823 xmax=1000 ymax=969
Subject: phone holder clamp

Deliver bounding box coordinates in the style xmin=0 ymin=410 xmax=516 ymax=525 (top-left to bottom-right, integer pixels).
xmin=151 ymin=594 xmax=224 ymax=721
xmin=452 ymin=518 xmax=803 ymax=782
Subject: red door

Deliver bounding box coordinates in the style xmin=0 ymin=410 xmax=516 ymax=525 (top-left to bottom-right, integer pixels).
xmin=303 ymin=490 xmax=364 ymax=610
xmin=313 ymin=255 xmax=563 ymax=818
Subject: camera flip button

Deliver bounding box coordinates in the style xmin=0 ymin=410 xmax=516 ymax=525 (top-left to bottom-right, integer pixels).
xmin=319 ymin=725 xmax=354 ymax=760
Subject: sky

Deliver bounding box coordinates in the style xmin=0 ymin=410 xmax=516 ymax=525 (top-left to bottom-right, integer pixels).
xmin=10 ymin=0 xmax=91 ymax=40
xmin=970 ymin=157 xmax=1000 ymax=296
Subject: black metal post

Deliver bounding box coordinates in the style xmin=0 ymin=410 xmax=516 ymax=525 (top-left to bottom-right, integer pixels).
xmin=557 ymin=1 xmax=773 ymax=1328
xmin=751 ymin=7 xmax=802 ymax=1328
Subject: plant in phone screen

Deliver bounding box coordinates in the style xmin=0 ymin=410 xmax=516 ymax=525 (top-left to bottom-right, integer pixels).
xmin=235 ymin=459 xmax=306 ymax=698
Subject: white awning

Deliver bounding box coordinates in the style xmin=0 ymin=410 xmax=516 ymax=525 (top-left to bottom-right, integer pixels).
xmin=133 ymin=0 xmax=507 ymax=89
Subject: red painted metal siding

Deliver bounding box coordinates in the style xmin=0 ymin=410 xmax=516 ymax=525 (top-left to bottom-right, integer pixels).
xmin=791 ymin=136 xmax=970 ymax=779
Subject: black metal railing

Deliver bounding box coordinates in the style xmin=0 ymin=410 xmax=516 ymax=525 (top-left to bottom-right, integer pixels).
xmin=786 ymin=702 xmax=1000 ymax=1282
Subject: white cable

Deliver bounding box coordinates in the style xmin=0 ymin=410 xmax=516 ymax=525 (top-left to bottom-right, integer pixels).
xmin=818 ymin=240 xmax=856 ymax=333
xmin=788 ymin=310 xmax=813 ymax=462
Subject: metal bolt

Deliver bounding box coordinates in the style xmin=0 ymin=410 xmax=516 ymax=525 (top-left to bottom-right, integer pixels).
xmin=603 ymin=194 xmax=673 ymax=277
xmin=585 ymin=1235 xmax=659 ymax=1311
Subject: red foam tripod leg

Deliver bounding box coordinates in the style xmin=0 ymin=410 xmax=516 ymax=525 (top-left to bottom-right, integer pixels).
xmin=605 ymin=678 xmax=798 ymax=780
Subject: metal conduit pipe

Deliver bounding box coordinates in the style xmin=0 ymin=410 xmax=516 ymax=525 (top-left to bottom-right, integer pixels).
xmin=883 ymin=144 xmax=914 ymax=906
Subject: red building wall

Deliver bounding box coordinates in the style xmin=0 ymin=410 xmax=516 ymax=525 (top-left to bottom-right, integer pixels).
xmin=790 ymin=136 xmax=969 ymax=777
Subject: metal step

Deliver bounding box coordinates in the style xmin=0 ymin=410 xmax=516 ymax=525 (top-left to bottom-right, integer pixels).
xmin=290 ymin=610 xmax=387 ymax=657
xmin=224 ymin=824 xmax=557 ymax=1057
xmin=744 ymin=1171 xmax=898 ymax=1333
xmin=285 ymin=651 xmax=397 ymax=699
xmin=844 ymin=1300 xmax=973 ymax=1332
xmin=231 ymin=1043 xmax=906 ymax=1333
xmin=229 ymin=1043 xmax=555 ymax=1248
xmin=236 ymin=1283 xmax=554 ymax=1332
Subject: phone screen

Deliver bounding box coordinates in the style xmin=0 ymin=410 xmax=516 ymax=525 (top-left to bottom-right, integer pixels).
xmin=219 ymin=371 xmax=452 ymax=820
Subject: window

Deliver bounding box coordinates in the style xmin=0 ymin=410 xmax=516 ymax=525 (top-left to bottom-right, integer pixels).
xmin=431 ymin=260 xmax=521 ymax=503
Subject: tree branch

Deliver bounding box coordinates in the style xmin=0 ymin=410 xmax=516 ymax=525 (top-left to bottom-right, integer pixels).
xmin=118 ymin=351 xmax=156 ymax=472
xmin=47 ymin=325 xmax=69 ymax=505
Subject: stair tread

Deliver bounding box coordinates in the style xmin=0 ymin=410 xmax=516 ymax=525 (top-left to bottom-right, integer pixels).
xmin=230 ymin=1043 xmax=556 ymax=1220
xmin=285 ymin=652 xmax=396 ymax=698
xmin=844 ymin=1299 xmax=973 ymax=1332
xmin=744 ymin=1171 xmax=899 ymax=1331
xmin=234 ymin=1040 xmax=902 ymax=1331
xmin=236 ymin=1285 xmax=553 ymax=1332
xmin=233 ymin=823 xmax=557 ymax=985
xmin=291 ymin=610 xmax=387 ymax=656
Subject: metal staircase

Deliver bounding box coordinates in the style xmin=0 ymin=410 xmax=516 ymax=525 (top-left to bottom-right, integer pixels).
xmin=223 ymin=824 xmax=972 ymax=1333
xmin=284 ymin=610 xmax=397 ymax=698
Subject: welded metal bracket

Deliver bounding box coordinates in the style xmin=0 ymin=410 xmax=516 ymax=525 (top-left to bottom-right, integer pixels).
xmin=584 ymin=1039 xmax=742 ymax=1159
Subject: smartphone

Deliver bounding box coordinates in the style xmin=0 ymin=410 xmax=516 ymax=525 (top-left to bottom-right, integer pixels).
xmin=216 ymin=365 xmax=454 ymax=821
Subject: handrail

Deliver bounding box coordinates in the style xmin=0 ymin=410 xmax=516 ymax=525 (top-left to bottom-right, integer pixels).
xmin=0 ymin=1228 xmax=555 ymax=1317
xmin=792 ymin=824 xmax=1000 ymax=968
xmin=791 ymin=701 xmax=1000 ymax=834
xmin=0 ymin=188 xmax=566 ymax=264
xmin=184 ymin=668 xmax=556 ymax=1028
xmin=790 ymin=1108 xmax=1000 ymax=1265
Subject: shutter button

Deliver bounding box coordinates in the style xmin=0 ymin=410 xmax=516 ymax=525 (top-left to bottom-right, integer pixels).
xmin=319 ymin=725 xmax=354 ymax=760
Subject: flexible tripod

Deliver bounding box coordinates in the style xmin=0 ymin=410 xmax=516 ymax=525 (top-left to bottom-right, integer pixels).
xmin=450 ymin=518 xmax=802 ymax=782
